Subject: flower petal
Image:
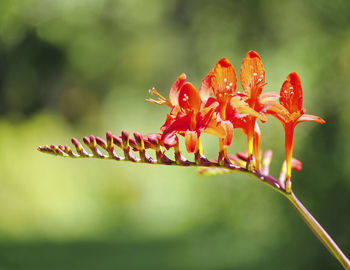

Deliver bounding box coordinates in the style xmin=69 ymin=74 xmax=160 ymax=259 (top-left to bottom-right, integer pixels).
xmin=196 ymin=107 xmax=215 ymax=131
xmin=291 ymin=158 xmax=303 ymax=171
xmin=185 ymin=130 xmax=198 ymax=153
xmin=178 ymin=82 xmax=201 ymax=112
xmin=210 ymin=58 xmax=237 ymax=98
xmin=204 ymin=115 xmax=226 ymax=138
xmin=296 ymin=114 xmax=326 ymax=124
xmin=221 ymin=120 xmax=234 ymax=146
xmin=169 ymin=73 xmax=187 ymax=106
xmin=260 ymin=91 xmax=280 ymax=103
xmin=240 ymin=51 xmax=265 ymax=98
xmin=280 ymin=72 xmax=303 ymax=114
xmin=203 ymin=97 xmax=220 ymax=111
xmin=266 ymin=102 xmax=290 ymax=123
xmin=199 ymin=70 xmax=213 ymax=102
xmin=230 ymin=96 xmax=267 ymax=122
xmin=161 ymin=112 xmax=190 ymax=137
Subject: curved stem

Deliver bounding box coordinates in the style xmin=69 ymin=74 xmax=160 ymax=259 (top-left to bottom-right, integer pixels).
xmin=286 ymin=192 xmax=350 ymax=270
xmin=39 ymin=136 xmax=350 ymax=269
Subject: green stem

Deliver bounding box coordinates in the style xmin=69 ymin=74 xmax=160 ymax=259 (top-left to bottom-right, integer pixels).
xmin=286 ymin=192 xmax=350 ymax=270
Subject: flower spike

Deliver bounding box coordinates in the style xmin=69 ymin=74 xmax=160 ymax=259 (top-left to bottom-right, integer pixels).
xmin=38 ymin=54 xmax=325 ymax=195
xmin=38 ymin=53 xmax=350 ymax=270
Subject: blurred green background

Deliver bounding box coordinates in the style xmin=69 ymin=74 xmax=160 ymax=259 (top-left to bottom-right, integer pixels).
xmin=0 ymin=0 xmax=349 ymax=269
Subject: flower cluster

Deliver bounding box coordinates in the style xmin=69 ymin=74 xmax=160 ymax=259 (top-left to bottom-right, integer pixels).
xmin=38 ymin=50 xmax=325 ymax=194
xmin=148 ymin=51 xmax=325 ymax=192
xmin=38 ymin=52 xmax=350 ymax=269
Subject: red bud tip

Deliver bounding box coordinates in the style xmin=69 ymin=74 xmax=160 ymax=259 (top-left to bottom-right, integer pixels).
xmin=89 ymin=135 xmax=96 ymax=142
xmin=133 ymin=132 xmax=142 ymax=143
xmin=71 ymin=138 xmax=80 ymax=147
xmin=146 ymin=133 xmax=161 ymax=145
xmin=121 ymin=130 xmax=129 ymax=140
xmin=83 ymin=136 xmax=90 ymax=145
xmin=106 ymin=131 xmax=112 ymax=140
xmin=129 ymin=137 xmax=137 ymax=149
xmin=112 ymin=135 xmax=122 ymax=147
xmin=121 ymin=130 xmax=129 ymax=148
xmin=96 ymin=137 xmax=107 ymax=148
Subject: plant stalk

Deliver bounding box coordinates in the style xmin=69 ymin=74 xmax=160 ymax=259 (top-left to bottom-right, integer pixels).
xmin=286 ymin=191 xmax=350 ymax=270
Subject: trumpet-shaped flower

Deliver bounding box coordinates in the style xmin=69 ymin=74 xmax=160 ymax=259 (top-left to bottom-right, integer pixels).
xmin=200 ymin=58 xmax=266 ymax=163
xmin=239 ymin=51 xmax=278 ymax=169
xmin=269 ymin=72 xmax=325 ymax=192
xmin=161 ymin=82 xmax=225 ymax=153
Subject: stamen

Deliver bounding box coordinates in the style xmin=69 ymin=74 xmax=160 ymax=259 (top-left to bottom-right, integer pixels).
xmin=224 ymin=78 xmax=228 ymax=83
xmin=148 ymin=87 xmax=167 ymax=101
xmin=253 ymin=72 xmax=258 ymax=76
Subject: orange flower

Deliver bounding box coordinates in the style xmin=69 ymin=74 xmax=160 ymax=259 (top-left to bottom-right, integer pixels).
xmin=239 ymin=51 xmax=272 ymax=169
xmin=161 ymin=82 xmax=225 ymax=153
xmin=201 ymin=57 xmax=266 ymax=163
xmin=205 ymin=58 xmax=236 ymax=160
xmin=269 ymin=72 xmax=325 ymax=191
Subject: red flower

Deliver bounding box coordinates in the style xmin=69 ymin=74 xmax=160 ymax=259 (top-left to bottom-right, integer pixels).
xmin=269 ymin=72 xmax=325 ymax=191
xmin=161 ymin=82 xmax=225 ymax=153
